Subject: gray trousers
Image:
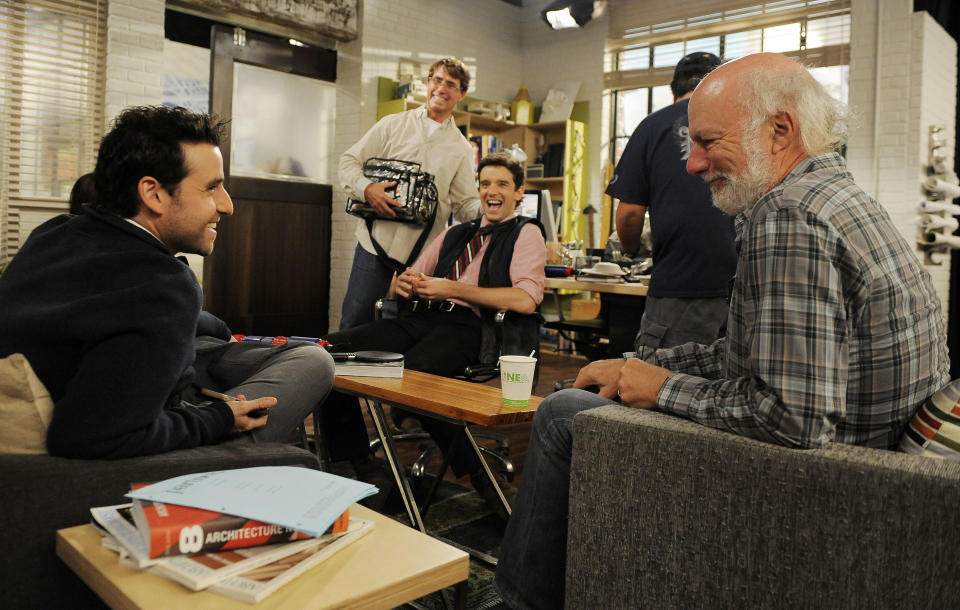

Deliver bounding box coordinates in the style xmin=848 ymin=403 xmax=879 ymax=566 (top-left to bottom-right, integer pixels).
xmin=634 ymin=295 xmax=729 ymax=358
xmin=190 ymin=337 xmax=335 ymax=445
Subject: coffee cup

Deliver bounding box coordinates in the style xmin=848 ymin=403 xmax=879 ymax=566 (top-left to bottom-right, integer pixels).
xmin=499 ymin=355 xmax=537 ymax=406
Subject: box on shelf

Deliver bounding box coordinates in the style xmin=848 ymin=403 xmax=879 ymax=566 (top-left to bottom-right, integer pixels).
xmin=466 ymin=100 xmax=510 ymax=121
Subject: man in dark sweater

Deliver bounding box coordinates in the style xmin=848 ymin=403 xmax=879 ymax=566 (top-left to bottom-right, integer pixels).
xmin=323 ymin=153 xmax=547 ymax=518
xmin=606 ymin=52 xmax=737 ymax=355
xmin=0 ymin=106 xmax=334 ymax=459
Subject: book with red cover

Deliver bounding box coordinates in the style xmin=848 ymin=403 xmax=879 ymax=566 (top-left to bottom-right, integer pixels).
xmin=130 ymin=484 xmax=348 ymax=558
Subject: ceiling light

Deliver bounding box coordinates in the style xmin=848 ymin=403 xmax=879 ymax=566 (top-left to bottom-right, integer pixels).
xmin=541 ymin=0 xmax=605 ymax=30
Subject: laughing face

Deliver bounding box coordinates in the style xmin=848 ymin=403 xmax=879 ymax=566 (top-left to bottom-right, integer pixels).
xmin=479 ymin=164 xmax=523 ymax=223
xmin=425 ymin=65 xmax=466 ymax=122
xmin=156 ymin=142 xmax=233 ymax=256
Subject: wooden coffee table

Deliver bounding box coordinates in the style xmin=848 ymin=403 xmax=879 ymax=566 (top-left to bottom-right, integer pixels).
xmin=334 ymin=370 xmax=542 ymax=534
xmin=56 ymin=504 xmax=469 ymax=609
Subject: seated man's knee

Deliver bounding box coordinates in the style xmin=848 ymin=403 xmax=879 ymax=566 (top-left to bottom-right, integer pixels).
xmin=535 ymin=388 xmax=613 ymax=429
xmin=281 ymin=343 xmax=334 ymax=386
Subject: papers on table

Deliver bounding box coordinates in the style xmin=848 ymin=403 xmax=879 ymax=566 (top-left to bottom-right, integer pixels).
xmin=126 ymin=467 xmax=377 ymax=538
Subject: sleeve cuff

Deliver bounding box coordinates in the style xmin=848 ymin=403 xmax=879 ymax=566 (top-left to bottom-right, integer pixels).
xmin=656 ymin=372 xmax=704 ymax=419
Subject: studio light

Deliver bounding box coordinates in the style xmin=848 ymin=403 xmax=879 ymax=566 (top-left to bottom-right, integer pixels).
xmin=541 ymin=0 xmax=605 ymax=30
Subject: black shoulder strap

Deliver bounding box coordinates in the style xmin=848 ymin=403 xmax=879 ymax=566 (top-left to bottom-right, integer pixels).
xmin=365 ymin=202 xmax=439 ymax=274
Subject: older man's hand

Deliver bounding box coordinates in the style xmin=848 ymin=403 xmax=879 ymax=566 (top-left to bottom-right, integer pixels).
xmin=617 ymin=358 xmax=672 ymax=408
xmin=573 ymin=358 xmax=626 ymax=399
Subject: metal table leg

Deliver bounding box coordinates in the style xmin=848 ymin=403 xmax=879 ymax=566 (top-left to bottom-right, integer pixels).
xmin=463 ymin=426 xmax=511 ymax=518
xmin=361 ymin=397 xmax=425 ymax=532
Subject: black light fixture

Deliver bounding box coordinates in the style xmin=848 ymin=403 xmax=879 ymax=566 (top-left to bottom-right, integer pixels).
xmin=541 ymin=0 xmax=605 ymax=30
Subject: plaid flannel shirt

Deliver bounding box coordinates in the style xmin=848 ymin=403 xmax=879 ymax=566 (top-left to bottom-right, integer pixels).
xmin=654 ymin=153 xmax=949 ymax=449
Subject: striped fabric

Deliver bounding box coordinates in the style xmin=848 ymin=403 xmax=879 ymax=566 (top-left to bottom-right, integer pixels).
xmin=446 ymin=231 xmax=485 ymax=280
xmin=900 ymin=379 xmax=960 ymax=460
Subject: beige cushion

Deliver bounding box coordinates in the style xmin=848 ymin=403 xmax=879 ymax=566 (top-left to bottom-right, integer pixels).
xmin=0 ymin=353 xmax=53 ymax=454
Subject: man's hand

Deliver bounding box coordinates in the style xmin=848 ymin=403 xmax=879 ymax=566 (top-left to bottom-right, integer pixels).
xmin=395 ymin=268 xmax=423 ymax=299
xmin=363 ymin=181 xmax=400 ymax=217
xmin=617 ymin=359 xmax=672 ymax=408
xmin=573 ymin=358 xmax=627 ymax=399
xmin=412 ymin=275 xmax=459 ymax=301
xmin=227 ymin=394 xmax=276 ymax=433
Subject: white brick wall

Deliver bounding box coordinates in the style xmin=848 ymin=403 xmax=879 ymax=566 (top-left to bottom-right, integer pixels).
xmin=848 ymin=0 xmax=956 ymax=315
xmin=104 ymin=0 xmax=165 ymax=128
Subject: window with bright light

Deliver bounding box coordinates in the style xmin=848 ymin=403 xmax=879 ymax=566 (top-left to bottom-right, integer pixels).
xmin=0 ymin=0 xmax=106 ymax=261
xmin=607 ymin=5 xmax=851 ymax=165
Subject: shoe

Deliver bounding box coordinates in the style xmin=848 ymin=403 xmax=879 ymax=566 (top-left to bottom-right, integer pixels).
xmin=471 ymin=471 xmax=517 ymax=522
xmin=352 ymin=456 xmax=396 ymax=512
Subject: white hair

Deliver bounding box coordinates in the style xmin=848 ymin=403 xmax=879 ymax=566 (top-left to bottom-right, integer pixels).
xmin=738 ymin=64 xmax=851 ymax=155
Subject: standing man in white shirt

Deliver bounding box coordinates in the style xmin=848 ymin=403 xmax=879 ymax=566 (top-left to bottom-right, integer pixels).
xmin=338 ymin=57 xmax=481 ymax=330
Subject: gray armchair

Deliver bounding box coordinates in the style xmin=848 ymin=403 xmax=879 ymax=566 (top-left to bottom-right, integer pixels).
xmin=566 ymin=406 xmax=960 ymax=608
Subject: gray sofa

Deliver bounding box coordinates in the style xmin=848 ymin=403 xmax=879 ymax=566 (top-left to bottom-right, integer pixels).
xmin=567 ymin=406 xmax=960 ymax=608
xmin=0 ymin=443 xmax=320 ymax=609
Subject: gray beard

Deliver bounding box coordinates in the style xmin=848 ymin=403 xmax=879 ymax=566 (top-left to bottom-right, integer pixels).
xmin=707 ymin=138 xmax=774 ymax=216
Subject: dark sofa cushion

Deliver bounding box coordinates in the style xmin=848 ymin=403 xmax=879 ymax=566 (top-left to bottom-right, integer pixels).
xmin=0 ymin=443 xmax=319 ymax=608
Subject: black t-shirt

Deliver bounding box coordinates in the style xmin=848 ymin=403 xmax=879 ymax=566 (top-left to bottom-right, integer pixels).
xmin=606 ymin=99 xmax=736 ymax=298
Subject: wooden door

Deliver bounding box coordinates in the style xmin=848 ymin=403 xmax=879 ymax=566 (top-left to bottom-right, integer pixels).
xmin=204 ymin=25 xmax=336 ymax=337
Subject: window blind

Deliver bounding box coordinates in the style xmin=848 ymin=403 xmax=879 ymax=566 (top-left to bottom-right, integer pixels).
xmin=608 ymin=0 xmax=852 ymax=52
xmin=0 ymin=0 xmax=106 ymax=263
xmin=605 ymin=0 xmax=850 ymax=91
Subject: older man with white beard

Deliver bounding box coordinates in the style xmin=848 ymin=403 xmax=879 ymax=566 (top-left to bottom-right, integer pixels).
xmin=493 ymin=52 xmax=950 ymax=610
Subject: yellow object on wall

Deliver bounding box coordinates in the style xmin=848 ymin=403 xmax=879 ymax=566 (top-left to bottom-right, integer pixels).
xmin=561 ymin=120 xmax=587 ymax=244
xmin=511 ymin=84 xmax=533 ymax=125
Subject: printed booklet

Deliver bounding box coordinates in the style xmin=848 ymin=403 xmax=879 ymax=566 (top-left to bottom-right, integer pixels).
xmin=90 ymin=504 xmax=360 ymax=592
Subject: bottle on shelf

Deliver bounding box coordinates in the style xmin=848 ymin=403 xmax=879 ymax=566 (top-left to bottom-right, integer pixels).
xmin=511 ymin=84 xmax=533 ymax=125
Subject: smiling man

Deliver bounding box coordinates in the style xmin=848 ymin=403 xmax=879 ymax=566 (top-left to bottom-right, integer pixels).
xmin=0 ymin=105 xmax=334 ymax=459
xmin=322 ymin=153 xmax=546 ymax=518
xmin=338 ymin=57 xmax=482 ymax=330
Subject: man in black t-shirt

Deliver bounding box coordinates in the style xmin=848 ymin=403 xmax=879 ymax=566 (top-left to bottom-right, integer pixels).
xmin=606 ymin=52 xmax=737 ymax=356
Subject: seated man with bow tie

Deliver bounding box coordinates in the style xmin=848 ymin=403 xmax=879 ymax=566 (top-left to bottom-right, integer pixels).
xmin=322 ymin=152 xmax=547 ymax=518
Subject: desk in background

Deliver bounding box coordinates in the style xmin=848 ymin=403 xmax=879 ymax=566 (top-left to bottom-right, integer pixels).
xmin=543 ymin=276 xmax=648 ymax=359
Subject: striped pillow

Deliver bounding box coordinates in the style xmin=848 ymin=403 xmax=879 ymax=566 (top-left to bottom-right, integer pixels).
xmin=900 ymin=379 xmax=960 ymax=460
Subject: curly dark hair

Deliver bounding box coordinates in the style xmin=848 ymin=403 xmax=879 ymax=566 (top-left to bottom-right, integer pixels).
xmin=92 ymin=106 xmax=227 ymax=217
xmin=477 ymin=152 xmax=524 ymax=190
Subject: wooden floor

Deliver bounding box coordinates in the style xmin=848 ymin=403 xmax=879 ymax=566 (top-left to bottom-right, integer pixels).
xmin=362 ymin=349 xmax=589 ymax=488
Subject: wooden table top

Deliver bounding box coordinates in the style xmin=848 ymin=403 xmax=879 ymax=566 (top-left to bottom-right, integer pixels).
xmin=545 ymin=276 xmax=648 ymax=296
xmin=56 ymin=504 xmax=468 ymax=610
xmin=334 ymin=369 xmax=541 ymax=426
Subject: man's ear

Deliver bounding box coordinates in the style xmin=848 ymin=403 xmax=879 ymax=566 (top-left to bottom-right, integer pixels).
xmin=137 ymin=176 xmax=166 ymax=215
xmin=770 ymin=110 xmax=799 ymax=155
xmin=515 ymin=185 xmax=525 ymax=203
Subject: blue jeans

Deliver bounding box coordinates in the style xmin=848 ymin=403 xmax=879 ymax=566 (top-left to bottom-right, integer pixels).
xmin=494 ymin=389 xmax=616 ymax=610
xmin=338 ymin=244 xmax=397 ymax=330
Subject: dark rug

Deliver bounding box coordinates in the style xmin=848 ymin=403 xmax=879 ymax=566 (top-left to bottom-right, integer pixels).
xmin=329 ymin=460 xmax=509 ymax=609
xmin=390 ymin=475 xmax=507 ymax=610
